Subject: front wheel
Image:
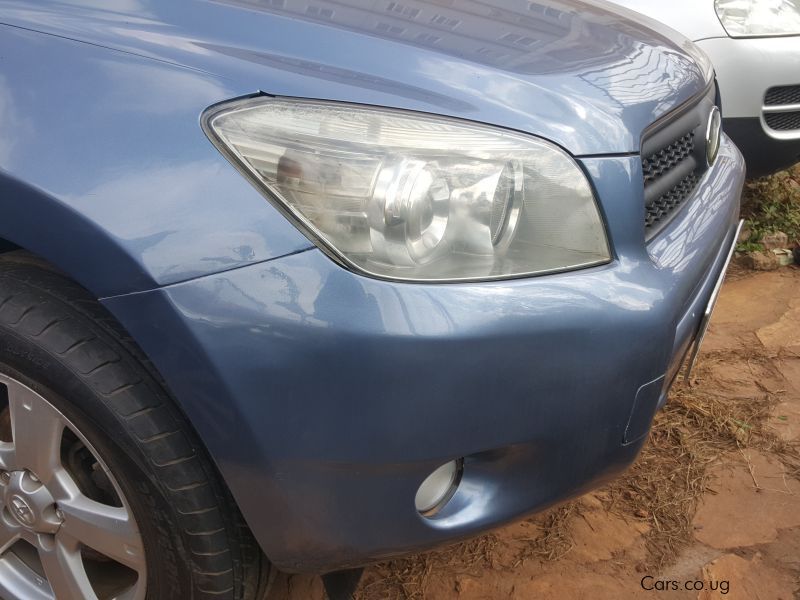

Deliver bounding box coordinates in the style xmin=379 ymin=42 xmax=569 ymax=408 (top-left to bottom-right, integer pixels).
xmin=0 ymin=371 xmax=147 ymax=600
xmin=0 ymin=254 xmax=265 ymax=600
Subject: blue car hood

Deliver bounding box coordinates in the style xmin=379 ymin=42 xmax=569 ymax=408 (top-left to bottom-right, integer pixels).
xmin=1 ymin=0 xmax=709 ymax=155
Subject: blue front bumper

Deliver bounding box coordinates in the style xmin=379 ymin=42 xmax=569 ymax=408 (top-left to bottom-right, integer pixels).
xmin=103 ymin=137 xmax=744 ymax=573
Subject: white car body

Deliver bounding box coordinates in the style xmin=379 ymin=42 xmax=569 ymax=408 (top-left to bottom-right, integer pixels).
xmin=605 ymin=0 xmax=800 ymax=177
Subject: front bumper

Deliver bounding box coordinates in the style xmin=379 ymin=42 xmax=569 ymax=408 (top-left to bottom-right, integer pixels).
xmin=103 ymin=137 xmax=744 ymax=573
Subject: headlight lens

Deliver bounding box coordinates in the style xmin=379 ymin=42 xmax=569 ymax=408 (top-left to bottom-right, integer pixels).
xmin=203 ymin=97 xmax=610 ymax=282
xmin=715 ymin=0 xmax=800 ymax=37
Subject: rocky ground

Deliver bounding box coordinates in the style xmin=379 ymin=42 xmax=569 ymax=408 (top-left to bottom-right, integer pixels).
xmin=269 ymin=266 xmax=800 ymax=600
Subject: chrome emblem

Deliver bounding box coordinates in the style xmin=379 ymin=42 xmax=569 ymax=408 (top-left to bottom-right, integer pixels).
xmin=9 ymin=495 xmax=35 ymax=527
xmin=706 ymin=106 xmax=722 ymax=166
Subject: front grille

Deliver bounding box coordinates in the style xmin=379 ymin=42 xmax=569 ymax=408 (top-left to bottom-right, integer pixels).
xmin=641 ymin=84 xmax=717 ymax=240
xmin=764 ymin=111 xmax=800 ymax=131
xmin=765 ymin=85 xmax=800 ymax=106
xmin=642 ymin=132 xmax=694 ymax=185
xmin=762 ymin=85 xmax=800 ymax=133
xmin=645 ymin=173 xmax=699 ymax=230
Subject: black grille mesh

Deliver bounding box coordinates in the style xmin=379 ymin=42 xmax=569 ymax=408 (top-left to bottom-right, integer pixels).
xmin=764 ymin=85 xmax=800 ymax=106
xmin=765 ymin=111 xmax=800 ymax=131
xmin=645 ymin=173 xmax=700 ymax=230
xmin=642 ymin=132 xmax=694 ymax=185
xmin=641 ymin=85 xmax=715 ymax=240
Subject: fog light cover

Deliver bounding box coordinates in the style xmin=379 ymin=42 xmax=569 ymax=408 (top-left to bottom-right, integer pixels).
xmin=415 ymin=459 xmax=461 ymax=515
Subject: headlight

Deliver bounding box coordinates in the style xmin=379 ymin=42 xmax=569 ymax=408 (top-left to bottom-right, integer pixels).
xmin=715 ymin=0 xmax=800 ymax=37
xmin=203 ymin=97 xmax=610 ymax=282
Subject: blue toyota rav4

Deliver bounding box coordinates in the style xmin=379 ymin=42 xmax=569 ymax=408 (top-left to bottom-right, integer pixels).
xmin=0 ymin=1 xmax=743 ymax=598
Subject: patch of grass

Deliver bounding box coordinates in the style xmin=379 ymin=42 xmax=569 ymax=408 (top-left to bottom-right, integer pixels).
xmin=739 ymin=163 xmax=800 ymax=251
xmin=735 ymin=240 xmax=764 ymax=253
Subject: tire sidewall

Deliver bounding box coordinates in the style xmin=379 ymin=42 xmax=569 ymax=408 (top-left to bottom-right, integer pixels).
xmin=0 ymin=324 xmax=186 ymax=599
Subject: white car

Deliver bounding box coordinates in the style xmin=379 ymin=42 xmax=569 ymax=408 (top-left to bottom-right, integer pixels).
xmin=606 ymin=0 xmax=800 ymax=177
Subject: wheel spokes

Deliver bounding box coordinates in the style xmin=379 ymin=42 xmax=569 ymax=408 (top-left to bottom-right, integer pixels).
xmin=0 ymin=374 xmax=145 ymax=600
xmin=0 ymin=520 xmax=19 ymax=554
xmin=0 ymin=443 xmax=14 ymax=472
xmin=6 ymin=382 xmax=64 ymax=483
xmin=38 ymin=537 xmax=98 ymax=600
xmin=57 ymin=495 xmax=145 ymax=573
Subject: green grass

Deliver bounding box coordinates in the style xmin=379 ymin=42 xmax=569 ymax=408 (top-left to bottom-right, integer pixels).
xmin=739 ymin=163 xmax=800 ymax=251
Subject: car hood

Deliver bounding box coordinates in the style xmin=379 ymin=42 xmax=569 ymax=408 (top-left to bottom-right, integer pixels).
xmin=1 ymin=0 xmax=710 ymax=155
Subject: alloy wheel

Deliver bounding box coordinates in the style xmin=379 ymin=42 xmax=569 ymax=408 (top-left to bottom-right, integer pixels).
xmin=0 ymin=373 xmax=146 ymax=600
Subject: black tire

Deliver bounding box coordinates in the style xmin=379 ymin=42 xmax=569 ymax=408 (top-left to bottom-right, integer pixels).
xmin=0 ymin=252 xmax=267 ymax=599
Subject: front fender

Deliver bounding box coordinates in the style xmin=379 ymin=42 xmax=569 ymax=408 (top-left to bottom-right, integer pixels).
xmin=0 ymin=24 xmax=311 ymax=298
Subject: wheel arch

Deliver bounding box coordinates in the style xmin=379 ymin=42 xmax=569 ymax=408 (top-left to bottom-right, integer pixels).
xmin=0 ymin=189 xmax=276 ymax=571
xmin=0 ymin=255 xmax=269 ymax=596
xmin=0 ymin=173 xmax=159 ymax=299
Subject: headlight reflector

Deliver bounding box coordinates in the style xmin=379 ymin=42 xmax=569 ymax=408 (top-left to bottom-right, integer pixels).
xmin=714 ymin=0 xmax=800 ymax=37
xmin=203 ymin=97 xmax=610 ymax=282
